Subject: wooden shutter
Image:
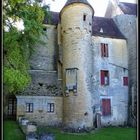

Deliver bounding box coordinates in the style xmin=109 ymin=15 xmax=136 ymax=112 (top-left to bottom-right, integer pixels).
xmin=101 ymin=70 xmax=105 ymax=85
xmin=101 ymin=43 xmax=104 ymax=57
xmin=123 ymin=77 xmax=128 ymax=86
xmin=102 ymin=99 xmax=111 ymax=116
xmin=105 ymin=44 xmax=108 ymax=57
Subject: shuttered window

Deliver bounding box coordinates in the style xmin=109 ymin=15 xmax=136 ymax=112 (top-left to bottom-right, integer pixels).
xmin=101 ymin=43 xmax=108 ymax=57
xmin=102 ymin=99 xmax=111 ymax=116
xmin=101 ymin=70 xmax=109 ymax=85
xmin=123 ymin=77 xmax=128 ymax=86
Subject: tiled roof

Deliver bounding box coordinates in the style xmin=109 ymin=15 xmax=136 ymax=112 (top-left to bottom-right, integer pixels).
xmin=43 ymin=12 xmax=125 ymax=39
xmin=118 ymin=2 xmax=137 ymax=16
xmin=92 ymin=16 xmax=125 ymax=39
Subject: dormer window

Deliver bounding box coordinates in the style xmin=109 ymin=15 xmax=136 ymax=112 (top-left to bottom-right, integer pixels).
xmin=83 ymin=14 xmax=87 ymax=21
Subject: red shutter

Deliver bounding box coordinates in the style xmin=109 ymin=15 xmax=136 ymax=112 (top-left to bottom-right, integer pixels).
xmin=123 ymin=77 xmax=128 ymax=86
xmin=106 ymin=99 xmax=111 ymax=115
xmin=102 ymin=99 xmax=106 ymax=115
xmin=101 ymin=70 xmax=105 ymax=85
xmin=103 ymin=44 xmax=106 ymax=57
xmin=101 ymin=43 xmax=104 ymax=57
xmin=106 ymin=44 xmax=108 ymax=57
xmin=107 ymin=71 xmax=109 ymax=85
xmin=102 ymin=99 xmax=111 ymax=116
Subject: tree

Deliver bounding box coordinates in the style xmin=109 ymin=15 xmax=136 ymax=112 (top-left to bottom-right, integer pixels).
xmin=3 ymin=0 xmax=49 ymax=94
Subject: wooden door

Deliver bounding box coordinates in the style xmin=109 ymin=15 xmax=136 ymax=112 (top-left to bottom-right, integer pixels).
xmin=7 ymin=96 xmax=17 ymax=120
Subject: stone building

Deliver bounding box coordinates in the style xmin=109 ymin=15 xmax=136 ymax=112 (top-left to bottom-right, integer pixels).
xmin=8 ymin=0 xmax=136 ymax=130
xmin=105 ymin=0 xmax=137 ymax=127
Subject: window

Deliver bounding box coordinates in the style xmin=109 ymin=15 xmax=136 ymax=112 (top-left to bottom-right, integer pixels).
xmin=101 ymin=43 xmax=108 ymax=57
xmin=83 ymin=14 xmax=86 ymax=21
xmin=100 ymin=70 xmax=109 ymax=85
xmin=26 ymin=103 xmax=33 ymax=113
xmin=102 ymin=98 xmax=111 ymax=116
xmin=47 ymin=103 xmax=54 ymax=113
xmin=123 ymin=77 xmax=128 ymax=86
xmin=65 ymin=68 xmax=78 ymax=95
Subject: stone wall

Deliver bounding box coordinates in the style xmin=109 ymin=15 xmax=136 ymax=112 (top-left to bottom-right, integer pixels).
xmin=29 ymin=25 xmax=58 ymax=71
xmin=113 ymin=15 xmax=137 ymax=126
xmin=92 ymin=36 xmax=128 ymax=126
xmin=16 ymin=96 xmax=63 ymax=126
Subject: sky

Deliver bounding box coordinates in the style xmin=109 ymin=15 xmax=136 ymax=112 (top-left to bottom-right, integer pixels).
xmin=43 ymin=0 xmax=137 ymax=17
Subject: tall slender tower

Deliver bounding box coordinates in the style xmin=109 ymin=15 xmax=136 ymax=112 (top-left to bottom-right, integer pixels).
xmin=60 ymin=0 xmax=94 ymax=130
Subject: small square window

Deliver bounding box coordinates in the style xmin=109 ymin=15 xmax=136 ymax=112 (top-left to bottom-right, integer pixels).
xmin=101 ymin=43 xmax=108 ymax=57
xmin=26 ymin=103 xmax=33 ymax=113
xmin=47 ymin=103 xmax=54 ymax=113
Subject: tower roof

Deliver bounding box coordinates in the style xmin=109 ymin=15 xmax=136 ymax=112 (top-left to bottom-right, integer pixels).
xmin=60 ymin=0 xmax=94 ymax=15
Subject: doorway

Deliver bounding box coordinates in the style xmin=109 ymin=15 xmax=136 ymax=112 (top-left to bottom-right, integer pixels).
xmin=7 ymin=95 xmax=17 ymax=120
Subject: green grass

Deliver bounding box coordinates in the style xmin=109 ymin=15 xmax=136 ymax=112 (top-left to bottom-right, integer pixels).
xmin=4 ymin=120 xmax=25 ymax=140
xmin=38 ymin=126 xmax=137 ymax=140
xmin=3 ymin=120 xmax=137 ymax=140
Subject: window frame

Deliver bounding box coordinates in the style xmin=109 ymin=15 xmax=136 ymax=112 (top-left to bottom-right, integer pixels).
xmin=100 ymin=70 xmax=109 ymax=86
xmin=101 ymin=43 xmax=109 ymax=57
xmin=47 ymin=103 xmax=54 ymax=113
xmin=26 ymin=103 xmax=33 ymax=113
xmin=123 ymin=77 xmax=128 ymax=86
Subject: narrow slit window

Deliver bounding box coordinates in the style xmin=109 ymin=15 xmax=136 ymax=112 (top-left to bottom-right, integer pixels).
xmin=83 ymin=14 xmax=87 ymax=21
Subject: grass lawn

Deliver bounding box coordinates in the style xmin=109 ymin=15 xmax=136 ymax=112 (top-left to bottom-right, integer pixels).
xmin=4 ymin=120 xmax=25 ymax=140
xmin=38 ymin=126 xmax=137 ymax=140
xmin=4 ymin=120 xmax=137 ymax=140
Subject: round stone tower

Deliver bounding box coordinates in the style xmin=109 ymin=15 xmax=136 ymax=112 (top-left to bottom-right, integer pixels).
xmin=60 ymin=0 xmax=94 ymax=130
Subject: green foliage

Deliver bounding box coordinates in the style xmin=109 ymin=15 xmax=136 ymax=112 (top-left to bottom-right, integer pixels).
xmin=3 ymin=0 xmax=48 ymax=94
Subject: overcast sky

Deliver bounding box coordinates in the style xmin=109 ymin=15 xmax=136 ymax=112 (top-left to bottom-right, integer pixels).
xmin=44 ymin=0 xmax=137 ymax=17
